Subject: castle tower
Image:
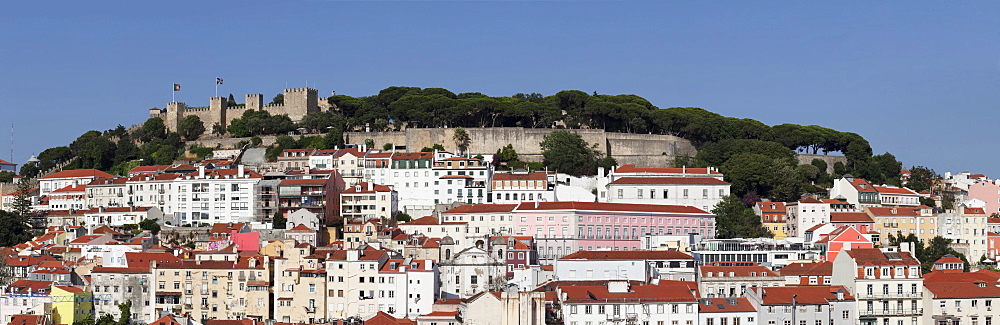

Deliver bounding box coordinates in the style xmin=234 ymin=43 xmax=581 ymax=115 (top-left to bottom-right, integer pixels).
xmin=209 ymin=97 xmax=228 ymax=130
xmin=165 ymin=102 xmax=186 ymax=133
xmin=246 ymin=94 xmax=263 ymax=111
xmin=282 ymin=88 xmax=319 ymax=121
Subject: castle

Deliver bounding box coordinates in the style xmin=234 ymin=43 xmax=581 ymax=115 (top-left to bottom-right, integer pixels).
xmin=149 ymin=88 xmax=322 ymax=132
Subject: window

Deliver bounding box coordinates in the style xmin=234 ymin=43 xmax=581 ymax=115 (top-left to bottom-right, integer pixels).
xmin=842 ymin=311 xmax=850 ymax=319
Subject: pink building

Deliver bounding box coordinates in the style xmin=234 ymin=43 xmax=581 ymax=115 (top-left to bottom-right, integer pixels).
xmin=967 ymin=180 xmax=1000 ymax=215
xmin=512 ymin=201 xmax=715 ymax=264
xmin=812 ymin=225 xmax=872 ymax=262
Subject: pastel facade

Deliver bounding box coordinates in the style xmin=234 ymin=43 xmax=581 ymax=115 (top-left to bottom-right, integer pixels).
xmin=967 ymin=180 xmax=1000 ymax=215
xmin=512 ymin=201 xmax=716 ymax=264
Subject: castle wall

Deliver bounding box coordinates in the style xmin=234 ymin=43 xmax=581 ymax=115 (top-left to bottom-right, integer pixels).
xmin=796 ymin=154 xmax=848 ymax=174
xmin=153 ymin=88 xmax=319 ymax=134
xmin=345 ymin=128 xmax=697 ymax=168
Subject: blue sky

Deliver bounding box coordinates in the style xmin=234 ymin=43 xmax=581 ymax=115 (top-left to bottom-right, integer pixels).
xmin=2 ymin=1 xmax=999 ymax=177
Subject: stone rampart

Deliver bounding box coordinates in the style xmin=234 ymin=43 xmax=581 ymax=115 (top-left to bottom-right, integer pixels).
xmin=346 ymin=128 xmax=697 ymax=168
xmin=796 ymin=153 xmax=848 ymax=174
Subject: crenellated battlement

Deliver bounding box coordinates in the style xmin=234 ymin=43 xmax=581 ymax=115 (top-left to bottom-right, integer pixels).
xmin=151 ymin=88 xmax=320 ymax=134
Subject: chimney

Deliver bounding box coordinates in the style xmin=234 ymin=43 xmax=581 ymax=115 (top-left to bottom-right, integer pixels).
xmin=304 ymin=166 xmax=310 ymax=174
xmin=198 ymin=166 xmax=205 ymax=178
xmin=367 ymin=182 xmax=373 ymax=191
xmin=534 ymin=201 xmax=539 ymax=209
xmin=238 ymin=165 xmax=245 ymax=178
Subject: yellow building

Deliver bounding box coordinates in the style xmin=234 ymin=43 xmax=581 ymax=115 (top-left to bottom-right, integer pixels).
xmin=753 ymin=202 xmax=788 ymax=239
xmin=50 ymin=285 xmax=92 ymax=325
xmin=866 ymin=205 xmax=936 ymax=245
xmin=157 ymin=256 xmax=272 ymax=322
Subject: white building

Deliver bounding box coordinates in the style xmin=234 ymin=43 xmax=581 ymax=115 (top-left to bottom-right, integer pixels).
xmin=378 ymin=258 xmax=439 ymax=318
xmin=787 ymin=197 xmax=831 ymax=237
xmin=698 ymin=298 xmax=758 ymax=325
xmin=38 ymin=169 xmax=113 ymax=196
xmin=490 ymin=171 xmax=554 ymax=204
xmin=341 ymin=182 xmax=398 ymax=222
xmin=47 ymin=184 xmax=87 ymax=210
xmin=83 ymin=206 xmax=163 ymax=229
xmin=559 ymin=281 xmax=699 ymax=325
xmin=440 ymin=204 xmax=518 ymax=238
xmin=604 ymin=177 xmax=731 ymax=212
xmin=830 ymin=247 xmax=923 ymax=325
xmin=555 ymin=250 xmax=696 ymax=282
xmin=921 ymin=266 xmax=1000 ymax=325
xmin=746 ymin=286 xmax=857 ymax=325
xmin=438 ymin=246 xmax=504 ymax=299
xmin=171 ymin=167 xmax=261 ymax=225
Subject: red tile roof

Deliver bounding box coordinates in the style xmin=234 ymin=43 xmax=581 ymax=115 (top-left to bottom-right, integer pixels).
xmin=698 ymin=297 xmax=757 ymax=313
xmin=866 ymin=206 xmax=923 ymax=217
xmin=560 ymin=282 xmax=698 ymax=303
xmin=752 ymin=286 xmax=854 ymax=305
xmin=342 ymin=182 xmax=393 ymax=193
xmin=51 ymin=184 xmax=86 ymax=193
xmin=923 ymin=270 xmax=1000 ymax=298
xmin=848 ymin=178 xmax=877 ymax=193
xmin=874 ymin=186 xmax=918 ymax=195
xmin=779 ymin=262 xmax=833 ymax=276
xmin=559 ymin=250 xmax=692 ymax=260
xmin=392 ymin=152 xmax=433 ymax=160
xmin=9 ymin=314 xmax=46 ymax=325
xmin=40 ymin=169 xmax=113 ymax=179
xmin=514 ymin=201 xmax=710 ymax=214
xmin=845 ymin=248 xmax=920 ymax=266
xmin=756 ymin=202 xmax=786 ymax=213
xmin=830 ymin=212 xmax=873 ymax=223
xmin=279 ymin=179 xmax=329 ymax=186
xmin=700 ymin=263 xmax=778 ymax=277
xmin=493 ymin=172 xmax=549 ymax=181
xmin=287 ymin=224 xmax=314 ymax=232
xmin=965 ymin=207 xmax=986 ymax=215
xmin=609 ymin=177 xmax=730 ymax=185
xmin=442 ymin=204 xmax=517 ymax=214
xmin=615 ymin=164 xmax=722 ymax=175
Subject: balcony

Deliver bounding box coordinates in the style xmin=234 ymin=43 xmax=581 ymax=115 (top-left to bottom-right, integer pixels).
xmin=860 ymin=292 xmax=922 ymax=299
xmin=859 ymin=308 xmax=922 ymax=317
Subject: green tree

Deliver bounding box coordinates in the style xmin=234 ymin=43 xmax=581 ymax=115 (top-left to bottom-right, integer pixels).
xmin=0 ymin=171 xmax=14 ymax=183
xmin=177 ymin=115 xmax=206 ymax=141
xmin=270 ymin=93 xmax=284 ymax=105
xmin=212 ymin=123 xmax=226 ymax=136
xmin=453 ymin=128 xmax=470 ymax=155
xmin=323 ymin=128 xmax=345 ymax=149
xmin=712 ymin=195 xmax=772 ymax=239
xmin=137 ymin=117 xmax=166 ymax=142
xmin=383 ymin=143 xmax=393 ymax=151
xmin=906 ymin=166 xmax=938 ymax=193
xmin=139 ymin=218 xmax=161 ymax=235
xmin=722 ymin=153 xmax=804 ymax=201
xmin=597 ymin=156 xmax=618 ymax=174
xmin=227 ymin=94 xmax=237 ymax=107
xmin=273 ymin=212 xmax=286 ymax=229
xmin=496 ymin=144 xmax=519 ymax=163
xmin=11 ymin=177 xmax=33 ymax=217
xmin=539 ymin=131 xmax=600 ymax=176
xmin=421 ymin=144 xmax=446 ymax=152
xmin=395 ymin=212 xmax=412 ymax=223
xmin=0 ymin=210 xmax=32 ymax=247
xmin=364 ymin=139 xmax=375 ymax=149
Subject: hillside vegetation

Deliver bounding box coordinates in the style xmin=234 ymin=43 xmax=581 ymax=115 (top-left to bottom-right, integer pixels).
xmin=19 ymin=86 xmax=902 ymax=203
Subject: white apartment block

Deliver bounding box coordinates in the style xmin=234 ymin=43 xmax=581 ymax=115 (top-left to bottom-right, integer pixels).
xmin=171 ymin=167 xmax=261 ymax=225
xmin=490 ymin=171 xmax=554 ymax=204
xmin=559 ymin=281 xmax=699 ymax=325
xmin=604 ymin=177 xmax=731 ymax=212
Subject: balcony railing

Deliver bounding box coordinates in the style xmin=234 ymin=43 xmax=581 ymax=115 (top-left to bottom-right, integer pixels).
xmin=860 ymin=292 xmax=922 ymax=299
xmin=859 ymin=308 xmax=922 ymax=316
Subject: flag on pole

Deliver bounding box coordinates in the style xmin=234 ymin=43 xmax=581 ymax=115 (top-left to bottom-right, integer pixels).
xmin=173 ymin=84 xmax=181 ymax=91
xmin=216 ymin=78 xmax=223 ymax=85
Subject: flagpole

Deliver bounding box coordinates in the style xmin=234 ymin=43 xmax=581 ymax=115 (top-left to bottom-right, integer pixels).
xmin=172 ymin=83 xmax=175 ymax=103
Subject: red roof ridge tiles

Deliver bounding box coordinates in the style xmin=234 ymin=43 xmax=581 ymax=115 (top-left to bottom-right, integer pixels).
xmin=609 ymin=177 xmax=730 ymax=185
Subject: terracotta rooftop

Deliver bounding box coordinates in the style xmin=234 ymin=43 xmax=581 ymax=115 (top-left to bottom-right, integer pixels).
xmin=39 ymin=169 xmax=113 ymax=179
xmin=559 ymin=250 xmax=692 ymax=260
xmin=442 ymin=204 xmax=518 ymax=214
xmin=615 ymin=164 xmax=722 ymax=175
xmin=514 ymin=201 xmax=710 ymax=214
xmin=609 ymin=177 xmax=730 ymax=185
xmin=752 ymin=286 xmax=854 ymax=305
xmin=698 ymin=297 xmax=757 ymax=313
xmin=845 ymin=248 xmax=920 ymax=266
xmin=779 ymin=262 xmax=833 ymax=276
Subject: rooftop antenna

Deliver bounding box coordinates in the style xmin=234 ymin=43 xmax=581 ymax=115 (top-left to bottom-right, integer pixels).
xmin=10 ymin=123 xmax=13 ymax=164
